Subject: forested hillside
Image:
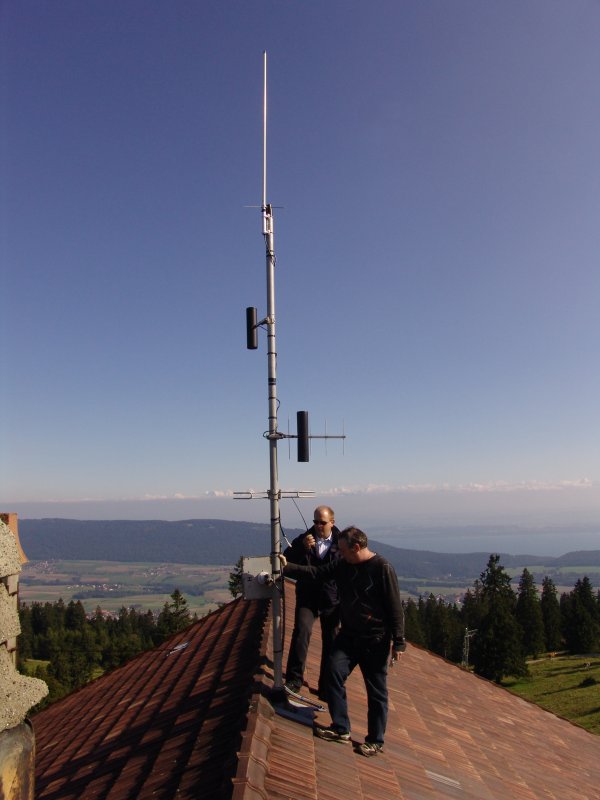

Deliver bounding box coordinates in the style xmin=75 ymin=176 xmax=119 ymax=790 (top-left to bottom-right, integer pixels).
xmin=20 ymin=519 xmax=282 ymax=564
xmin=19 ymin=518 xmax=600 ymax=580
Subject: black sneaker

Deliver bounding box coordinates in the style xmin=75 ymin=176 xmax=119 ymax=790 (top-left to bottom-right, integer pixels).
xmin=314 ymin=725 xmax=351 ymax=743
xmin=355 ymin=741 xmax=383 ymax=757
xmin=284 ymin=680 xmax=302 ymax=694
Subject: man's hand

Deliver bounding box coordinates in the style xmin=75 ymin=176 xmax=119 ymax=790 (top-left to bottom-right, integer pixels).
xmin=304 ymin=534 xmax=316 ymax=550
xmin=390 ymin=649 xmax=403 ymax=667
xmin=278 ymin=553 xmax=288 ymax=568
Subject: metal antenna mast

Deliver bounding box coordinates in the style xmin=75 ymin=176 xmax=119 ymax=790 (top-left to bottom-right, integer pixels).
xmin=261 ymin=51 xmax=285 ymax=689
xmin=237 ymin=52 xmax=345 ymax=695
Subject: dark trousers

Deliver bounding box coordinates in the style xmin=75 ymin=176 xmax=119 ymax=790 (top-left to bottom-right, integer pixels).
xmin=328 ymin=631 xmax=390 ymax=745
xmin=285 ymin=605 xmax=340 ymax=695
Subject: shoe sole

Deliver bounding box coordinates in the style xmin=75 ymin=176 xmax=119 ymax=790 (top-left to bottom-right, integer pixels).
xmin=314 ymin=729 xmax=350 ymax=744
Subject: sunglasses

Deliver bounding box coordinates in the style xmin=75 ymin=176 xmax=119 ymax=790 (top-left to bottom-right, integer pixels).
xmin=313 ymin=519 xmax=330 ymax=525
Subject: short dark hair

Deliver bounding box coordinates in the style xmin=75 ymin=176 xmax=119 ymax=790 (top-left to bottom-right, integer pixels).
xmin=339 ymin=526 xmax=368 ymax=549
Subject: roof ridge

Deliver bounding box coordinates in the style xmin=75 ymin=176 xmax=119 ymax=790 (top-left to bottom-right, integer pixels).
xmin=231 ymin=596 xmax=277 ymax=799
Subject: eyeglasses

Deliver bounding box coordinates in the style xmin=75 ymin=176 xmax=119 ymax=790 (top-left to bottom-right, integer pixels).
xmin=313 ymin=519 xmax=331 ymax=525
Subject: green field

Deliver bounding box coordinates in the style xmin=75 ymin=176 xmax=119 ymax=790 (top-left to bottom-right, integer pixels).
xmin=555 ymin=565 xmax=600 ymax=575
xmin=504 ymin=655 xmax=600 ymax=735
xmin=398 ymin=578 xmax=470 ymax=602
xmin=19 ymin=560 xmax=233 ymax=616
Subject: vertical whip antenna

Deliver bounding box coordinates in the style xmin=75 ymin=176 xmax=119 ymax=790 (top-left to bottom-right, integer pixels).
xmin=262 ymin=50 xmax=267 ymax=210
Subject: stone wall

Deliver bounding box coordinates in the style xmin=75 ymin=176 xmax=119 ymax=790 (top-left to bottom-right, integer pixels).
xmin=0 ymin=514 xmax=48 ymax=729
xmin=0 ymin=514 xmax=48 ymax=799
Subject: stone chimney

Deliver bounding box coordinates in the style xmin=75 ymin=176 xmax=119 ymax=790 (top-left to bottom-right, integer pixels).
xmin=0 ymin=514 xmax=48 ymax=799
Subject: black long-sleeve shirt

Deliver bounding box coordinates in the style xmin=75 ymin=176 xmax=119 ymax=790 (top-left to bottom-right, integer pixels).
xmin=284 ymin=553 xmax=405 ymax=651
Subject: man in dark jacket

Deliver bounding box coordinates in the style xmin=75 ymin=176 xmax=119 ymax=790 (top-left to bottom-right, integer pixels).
xmin=280 ymin=526 xmax=406 ymax=758
xmin=284 ymin=505 xmax=340 ymax=699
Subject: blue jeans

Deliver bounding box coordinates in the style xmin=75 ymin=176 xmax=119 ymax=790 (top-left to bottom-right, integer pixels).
xmin=328 ymin=631 xmax=390 ymax=745
xmin=286 ymin=606 xmax=340 ymax=695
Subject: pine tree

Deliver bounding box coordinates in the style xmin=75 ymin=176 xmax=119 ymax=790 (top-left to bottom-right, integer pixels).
xmin=90 ymin=606 xmax=111 ymax=655
xmin=422 ymin=595 xmax=461 ymax=660
xmin=540 ymin=576 xmax=562 ymax=651
xmin=228 ymin=557 xmax=243 ymax=599
xmin=169 ymin=589 xmax=191 ymax=630
xmin=460 ymin=580 xmax=485 ymax=632
xmin=17 ymin=602 xmax=33 ymax=664
xmin=157 ymin=589 xmax=192 ymax=639
xmin=65 ymin=600 xmax=87 ymax=631
xmin=515 ymin=569 xmax=545 ymax=658
xmin=139 ymin=609 xmax=161 ymax=648
xmin=444 ymin=603 xmax=465 ymax=663
xmin=51 ymin=598 xmax=66 ymax=630
xmin=563 ymin=577 xmax=600 ymax=654
xmin=403 ymin=598 xmax=426 ymax=646
xmin=422 ymin=594 xmax=440 ymax=652
xmin=575 ymin=577 xmax=599 ymax=620
xmin=471 ymin=554 xmax=527 ymax=683
xmin=30 ymin=601 xmax=55 ymax=659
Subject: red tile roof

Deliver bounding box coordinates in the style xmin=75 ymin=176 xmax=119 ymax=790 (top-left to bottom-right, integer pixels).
xmin=34 ymin=597 xmax=269 ymax=799
xmin=34 ymin=580 xmax=600 ymax=799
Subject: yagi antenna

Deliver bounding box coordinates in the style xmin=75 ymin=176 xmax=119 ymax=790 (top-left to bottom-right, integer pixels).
xmin=235 ymin=52 xmax=346 ymax=695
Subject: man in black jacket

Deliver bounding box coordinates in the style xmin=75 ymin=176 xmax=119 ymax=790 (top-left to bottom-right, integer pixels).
xmin=280 ymin=526 xmax=406 ymax=758
xmin=283 ymin=505 xmax=340 ymax=699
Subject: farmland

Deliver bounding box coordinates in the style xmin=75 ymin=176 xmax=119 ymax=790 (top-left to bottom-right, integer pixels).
xmin=19 ymin=559 xmax=232 ymax=616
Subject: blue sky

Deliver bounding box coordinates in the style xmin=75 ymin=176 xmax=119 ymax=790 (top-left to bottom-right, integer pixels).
xmin=2 ymin=1 xmax=600 ymax=551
